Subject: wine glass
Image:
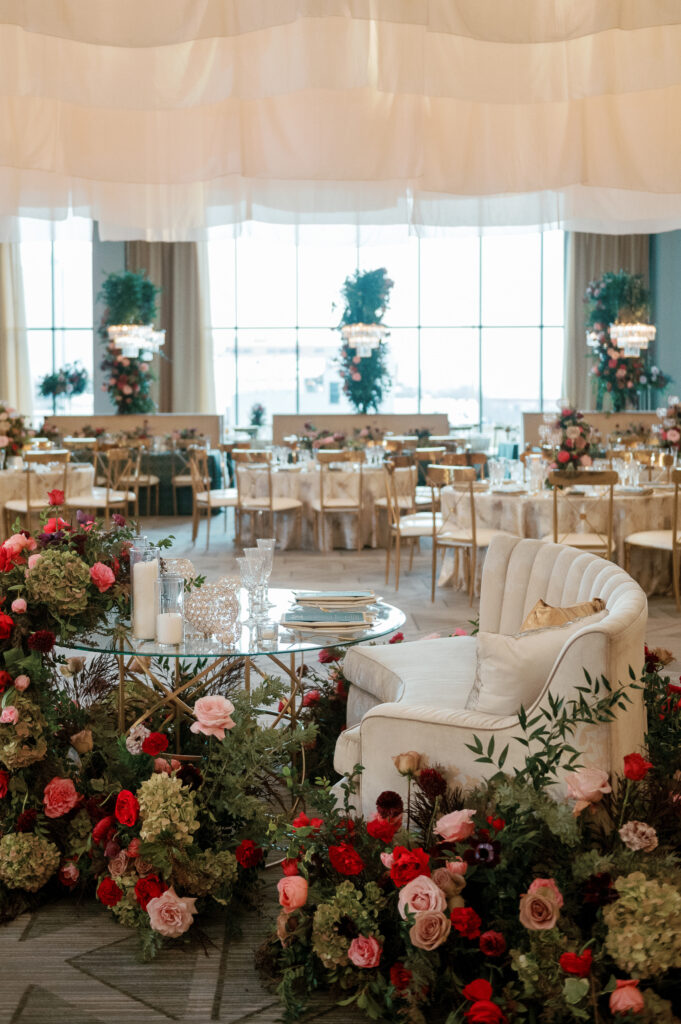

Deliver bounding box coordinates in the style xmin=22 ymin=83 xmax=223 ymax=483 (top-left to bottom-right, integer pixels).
xmin=256 ymin=538 xmax=275 ymax=606
xmin=243 ymin=547 xmax=268 ymax=617
xmin=237 ymin=556 xmax=260 ymax=628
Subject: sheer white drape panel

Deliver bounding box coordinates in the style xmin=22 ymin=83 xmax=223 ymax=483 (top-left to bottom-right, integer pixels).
xmin=562 ymin=233 xmax=650 ymax=410
xmin=0 ymin=244 xmax=31 ymax=414
xmin=2 ymin=2 xmax=681 ymax=238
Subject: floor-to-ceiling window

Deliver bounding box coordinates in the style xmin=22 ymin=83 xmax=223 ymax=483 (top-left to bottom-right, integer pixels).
xmin=207 ymin=228 xmax=564 ymax=428
xmin=19 ymin=236 xmax=94 ymax=416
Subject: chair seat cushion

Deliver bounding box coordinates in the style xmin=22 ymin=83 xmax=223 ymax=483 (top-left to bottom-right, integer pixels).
xmin=310 ymin=497 xmax=361 ymax=511
xmin=540 ymin=532 xmax=615 ymax=550
xmin=438 ymin=527 xmax=514 ymax=548
xmin=393 ymin=512 xmax=438 ymax=536
xmin=65 ymin=488 xmax=134 ymax=506
xmin=625 ymin=529 xmax=675 ymax=551
xmin=240 ymin=496 xmax=303 ymax=512
xmin=121 ymin=474 xmax=160 ymax=486
xmin=172 ymin=474 xmax=193 ymax=486
xmin=197 ymin=489 xmax=237 ymax=507
xmin=4 ymin=498 xmax=49 ymax=512
xmin=334 ymin=723 xmax=361 ymax=775
xmin=373 ymin=496 xmax=414 ymax=510
xmin=343 ymin=635 xmax=477 ymax=707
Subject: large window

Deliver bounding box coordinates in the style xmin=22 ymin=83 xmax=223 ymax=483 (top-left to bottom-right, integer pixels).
xmin=20 ymin=238 xmax=94 ymax=417
xmin=208 ymin=228 xmax=564 ymax=428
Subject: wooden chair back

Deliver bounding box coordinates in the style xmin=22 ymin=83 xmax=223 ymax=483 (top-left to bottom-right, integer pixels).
xmin=548 ymin=470 xmax=618 ymax=557
xmin=316 ymin=449 xmax=363 ymax=512
xmin=22 ymin=449 xmax=71 ymax=511
xmin=427 ymin=465 xmax=477 ymax=545
xmin=383 ymin=459 xmax=418 ymax=527
xmin=232 ymin=449 xmax=273 ymax=513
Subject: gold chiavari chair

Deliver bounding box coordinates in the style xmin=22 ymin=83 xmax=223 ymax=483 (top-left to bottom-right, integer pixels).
xmin=372 ymin=455 xmax=417 ymax=541
xmin=311 ymin=449 xmax=365 ymax=551
xmin=543 ymin=470 xmax=618 ymax=559
xmin=384 ymin=459 xmax=439 ymax=590
xmin=625 ymin=467 xmax=681 ymax=610
xmin=118 ymin=439 xmax=160 ymax=517
xmin=232 ymin=449 xmax=302 ymax=546
xmin=171 ymin=436 xmax=208 ymax=516
xmin=188 ymin=446 xmax=237 ymax=546
xmin=4 ymin=449 xmax=71 ymax=535
xmin=64 ymin=446 xmax=136 ymax=525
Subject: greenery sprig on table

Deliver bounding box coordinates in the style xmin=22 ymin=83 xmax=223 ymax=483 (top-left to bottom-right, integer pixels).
xmin=336 ymin=268 xmax=393 ymax=415
xmin=99 ymin=270 xmax=159 ymax=415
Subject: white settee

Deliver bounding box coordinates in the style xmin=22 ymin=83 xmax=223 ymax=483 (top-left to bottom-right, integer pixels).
xmin=334 ymin=535 xmax=647 ymax=817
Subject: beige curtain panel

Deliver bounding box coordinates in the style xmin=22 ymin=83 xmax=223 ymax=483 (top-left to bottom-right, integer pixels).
xmin=2 ymin=2 xmax=681 ymax=239
xmin=562 ymin=232 xmax=650 ymax=410
xmin=0 ymin=244 xmax=31 ymax=415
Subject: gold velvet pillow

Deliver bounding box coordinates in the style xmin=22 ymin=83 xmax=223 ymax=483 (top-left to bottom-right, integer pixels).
xmin=520 ymin=597 xmax=606 ymax=634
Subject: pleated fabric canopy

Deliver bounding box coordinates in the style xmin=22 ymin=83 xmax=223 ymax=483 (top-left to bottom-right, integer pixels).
xmin=2 ymin=0 xmax=681 ymax=239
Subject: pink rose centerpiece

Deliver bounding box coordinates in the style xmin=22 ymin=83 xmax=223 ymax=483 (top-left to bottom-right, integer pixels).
xmin=190 ymin=695 xmax=236 ymax=740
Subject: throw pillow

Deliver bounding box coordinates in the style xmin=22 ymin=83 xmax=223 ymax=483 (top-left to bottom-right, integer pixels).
xmin=520 ymin=597 xmax=606 ymax=633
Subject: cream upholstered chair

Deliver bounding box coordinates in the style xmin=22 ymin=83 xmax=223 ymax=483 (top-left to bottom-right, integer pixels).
xmin=624 ymin=467 xmax=681 ymax=609
xmin=4 ymin=450 xmax=71 ymax=534
xmin=311 ymin=449 xmax=365 ymax=551
xmin=543 ymin=470 xmax=618 ymax=559
xmin=333 ymin=535 xmax=647 ymax=818
xmin=188 ymin=447 xmax=237 ymax=546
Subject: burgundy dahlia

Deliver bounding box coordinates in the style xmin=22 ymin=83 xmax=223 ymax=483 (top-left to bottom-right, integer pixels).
xmin=375 ymin=790 xmax=404 ymax=820
xmin=27 ymin=630 xmax=56 ymax=653
xmin=415 ymin=768 xmax=447 ymax=800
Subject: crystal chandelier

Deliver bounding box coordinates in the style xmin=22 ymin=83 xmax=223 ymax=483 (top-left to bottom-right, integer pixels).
xmin=107 ymin=324 xmax=165 ymax=358
xmin=608 ymin=321 xmax=656 ymax=358
xmin=340 ymin=323 xmax=387 ymax=359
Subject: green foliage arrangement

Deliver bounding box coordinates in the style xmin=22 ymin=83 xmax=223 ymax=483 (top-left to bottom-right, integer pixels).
xmin=261 ymin=647 xmax=681 ymax=1024
xmin=37 ymin=363 xmax=89 ymax=406
xmin=99 ymin=270 xmax=160 ymax=415
xmin=584 ymin=270 xmax=670 ymax=412
xmin=337 ymin=268 xmax=394 ymax=414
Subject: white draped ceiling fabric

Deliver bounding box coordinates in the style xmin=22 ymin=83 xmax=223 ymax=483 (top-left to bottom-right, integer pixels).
xmin=2 ymin=1 xmax=681 ymax=240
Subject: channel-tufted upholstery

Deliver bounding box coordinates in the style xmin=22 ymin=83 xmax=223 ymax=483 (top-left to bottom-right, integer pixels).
xmin=334 ymin=535 xmax=647 ymax=817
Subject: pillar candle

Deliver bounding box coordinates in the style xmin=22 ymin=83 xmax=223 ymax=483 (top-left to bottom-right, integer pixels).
xmin=132 ymin=559 xmax=158 ymax=638
xmin=156 ymin=612 xmax=183 ymax=645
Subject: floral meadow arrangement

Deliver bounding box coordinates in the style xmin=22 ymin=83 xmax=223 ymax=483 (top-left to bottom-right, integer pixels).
xmin=549 ymin=407 xmax=600 ymax=474
xmin=656 ymin=402 xmax=681 ymax=452
xmin=261 ymin=647 xmax=681 ymax=1024
xmin=99 ymin=270 xmax=159 ymax=415
xmin=0 ymin=404 xmax=33 ymax=455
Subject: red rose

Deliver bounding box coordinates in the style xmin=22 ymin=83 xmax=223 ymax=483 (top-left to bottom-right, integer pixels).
xmin=390 ymin=964 xmax=412 ymax=992
xmin=235 ymin=839 xmax=264 ymax=869
xmin=451 ymin=906 xmax=482 ymax=939
xmin=0 ymin=613 xmax=14 ymax=639
xmin=114 ymin=790 xmax=139 ymax=827
xmin=623 ymin=753 xmax=653 ymax=781
xmin=134 ymin=874 xmax=168 ymax=910
xmin=466 ymin=1000 xmax=507 ymax=1023
xmin=557 ymin=450 xmax=571 ymax=464
xmin=366 ymin=815 xmax=400 ymax=844
xmin=0 ymin=671 xmax=11 ymax=693
xmin=97 ymin=876 xmax=123 ymax=907
xmin=302 ymin=690 xmax=321 ymax=707
xmin=0 ymin=770 xmax=9 ymax=798
xmin=141 ymin=732 xmax=169 ymax=757
xmin=486 ymin=816 xmax=505 ymax=832
xmin=389 ymin=845 xmax=430 ymax=887
xmin=389 ymin=632 xmax=404 ymax=644
xmin=281 ymin=858 xmax=300 ymax=876
xmin=47 ymin=489 xmax=65 ymax=506
xmin=479 ymin=931 xmax=506 ymax=957
xmin=92 ymin=814 xmax=115 ymax=845
xmin=318 ymin=648 xmax=341 ymax=664
xmin=329 ymin=843 xmax=365 ymax=876
xmin=44 ymin=516 xmax=69 ymax=534
xmin=559 ymin=950 xmax=592 ymax=977
xmin=463 ymin=979 xmax=492 ymax=1001
xmin=292 ymin=812 xmax=323 ymax=832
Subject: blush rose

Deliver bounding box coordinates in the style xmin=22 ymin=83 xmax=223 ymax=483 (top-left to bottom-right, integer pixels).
xmin=43 ymin=776 xmax=79 ymax=818
xmin=190 ymin=695 xmax=236 ymax=740
xmin=347 ymin=934 xmax=382 ymax=968
xmin=90 ymin=562 xmax=116 ymax=593
xmin=398 ymin=875 xmax=446 ymax=919
xmin=433 ymin=809 xmax=476 ymax=843
xmin=409 ymin=910 xmax=451 ymax=951
xmin=277 ymin=875 xmax=308 ymax=912
xmin=146 ymin=887 xmax=197 ymax=937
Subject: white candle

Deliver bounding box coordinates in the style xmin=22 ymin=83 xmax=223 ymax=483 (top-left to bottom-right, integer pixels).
xmin=156 ymin=612 xmax=183 ymax=645
xmin=132 ymin=559 xmax=158 ymax=638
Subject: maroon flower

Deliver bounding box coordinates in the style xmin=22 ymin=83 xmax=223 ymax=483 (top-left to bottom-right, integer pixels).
xmin=479 ymin=931 xmax=506 ymax=957
xmin=582 ymin=872 xmax=618 ymax=906
xmin=415 ymin=768 xmax=447 ymax=800
xmin=15 ymin=808 xmax=37 ymax=832
xmin=390 ymin=964 xmax=412 ymax=992
xmin=27 ymin=630 xmax=56 ymax=653
xmin=112 ymin=513 xmax=126 ymax=527
xmin=375 ymin=790 xmax=404 ymax=820
xmin=0 ymin=770 xmax=9 ymax=798
xmin=451 ymin=906 xmax=482 ymax=939
xmin=177 ymin=763 xmax=203 ymax=790
xmin=235 ymin=839 xmax=264 ymax=869
xmin=141 ymin=732 xmax=169 ymax=757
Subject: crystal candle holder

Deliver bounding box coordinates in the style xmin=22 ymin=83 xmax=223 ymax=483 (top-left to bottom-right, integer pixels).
xmin=155 ymin=574 xmax=184 ymax=646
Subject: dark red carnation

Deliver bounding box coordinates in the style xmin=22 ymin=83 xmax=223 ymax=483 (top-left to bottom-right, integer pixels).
xmin=389 ymin=845 xmax=430 ymax=887
xmin=375 ymin=790 xmax=404 ymax=819
xmin=389 ymin=632 xmax=404 ymax=644
xmin=177 ymin=763 xmax=203 ymax=790
xmin=415 ymin=768 xmax=447 ymax=800
xmin=97 ymin=876 xmax=123 ymax=907
xmin=479 ymin=931 xmax=506 ymax=957
xmin=623 ymin=752 xmax=653 ymax=781
xmin=92 ymin=814 xmax=115 ymax=845
xmin=292 ymin=812 xmax=323 ymax=832
xmin=366 ymin=815 xmax=400 ymax=844
xmin=559 ymin=950 xmax=592 ymax=977
xmin=451 ymin=906 xmax=482 ymax=939
xmin=390 ymin=964 xmax=412 ymax=992
xmin=0 ymin=769 xmax=9 ymax=798
xmin=15 ymin=808 xmax=37 ymax=832
xmin=329 ymin=842 xmax=365 ymax=876
xmin=0 ymin=613 xmax=14 ymax=639
xmin=235 ymin=839 xmax=264 ymax=869
xmin=141 ymin=732 xmax=169 ymax=757
xmin=134 ymin=874 xmax=168 ymax=910
xmin=27 ymin=630 xmax=55 ymax=653
xmin=0 ymin=671 xmax=12 ymax=693
xmin=114 ymin=790 xmax=139 ymax=827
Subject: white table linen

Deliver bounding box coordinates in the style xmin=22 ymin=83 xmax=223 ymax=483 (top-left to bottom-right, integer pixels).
xmin=0 ymin=464 xmax=95 ymax=539
xmin=439 ymin=485 xmax=676 ymax=597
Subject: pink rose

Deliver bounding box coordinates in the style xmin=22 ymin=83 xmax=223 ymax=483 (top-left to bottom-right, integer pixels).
xmin=5 ymin=533 xmax=36 ymax=557
xmin=10 ymin=598 xmax=26 ymax=614
xmin=433 ymin=809 xmax=476 ymax=843
xmin=579 ymin=454 xmax=592 ymax=467
xmin=13 ymin=675 xmax=29 ymax=692
xmin=431 ymin=867 xmax=466 ymax=900
xmin=146 ymin=887 xmax=197 ymax=937
xmin=90 ymin=562 xmax=115 ymax=593
xmin=398 ymin=875 xmax=446 ymax=919
xmin=452 ymin=627 xmax=468 ymax=636
xmin=0 ymin=706 xmax=18 ymax=724
xmin=108 ymin=850 xmax=130 ymax=877
xmin=27 ymin=553 xmax=42 ymax=570
xmin=190 ymin=695 xmax=236 ymax=740
xmin=566 ymin=766 xmax=611 ymax=815
xmin=154 ymin=758 xmax=172 ymax=774
xmin=59 ymin=861 xmax=80 ymax=886
xmin=380 ymin=851 xmax=394 ymax=870
xmin=43 ymin=776 xmax=79 ymax=818
xmin=609 ymin=980 xmax=644 ymax=1016
xmin=409 ymin=911 xmax=451 ymax=951
xmin=445 ymin=858 xmax=468 ymax=876
xmin=127 ymin=838 xmax=141 ymax=857
xmin=519 ymin=889 xmax=560 ymax=931
xmin=277 ymin=875 xmax=308 ymax=912
xmin=528 ymin=878 xmax=563 ymax=909
xmin=347 ymin=934 xmax=382 ymax=968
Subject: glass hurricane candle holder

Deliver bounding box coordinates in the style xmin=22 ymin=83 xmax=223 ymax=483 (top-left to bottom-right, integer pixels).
xmin=130 ymin=542 xmax=159 ymax=640
xmin=155 ymin=574 xmax=184 ymax=647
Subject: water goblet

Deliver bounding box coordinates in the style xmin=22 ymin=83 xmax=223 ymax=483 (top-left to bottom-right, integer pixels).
xmin=243 ymin=547 xmax=269 ymax=616
xmin=256 ymin=538 xmax=275 ymax=606
xmin=237 ymin=556 xmax=260 ymax=627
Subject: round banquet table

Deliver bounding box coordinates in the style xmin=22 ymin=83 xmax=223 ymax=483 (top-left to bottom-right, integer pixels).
xmin=236 ymin=462 xmax=389 ymax=550
xmin=0 ymin=463 xmax=95 ymax=539
xmin=439 ymin=484 xmax=677 ymax=597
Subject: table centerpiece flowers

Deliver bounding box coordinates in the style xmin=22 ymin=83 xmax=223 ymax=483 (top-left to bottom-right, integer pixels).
xmin=657 ymin=401 xmax=681 ymax=451
xmin=549 ymin=407 xmax=600 ymax=474
xmin=0 ymin=404 xmax=33 ymax=455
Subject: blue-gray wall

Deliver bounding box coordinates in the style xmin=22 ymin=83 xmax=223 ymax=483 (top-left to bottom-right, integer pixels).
xmin=651 ymin=231 xmax=681 ymax=392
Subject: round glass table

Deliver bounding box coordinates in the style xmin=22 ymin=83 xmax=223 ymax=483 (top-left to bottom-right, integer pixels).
xmin=64 ymin=588 xmax=405 ymax=748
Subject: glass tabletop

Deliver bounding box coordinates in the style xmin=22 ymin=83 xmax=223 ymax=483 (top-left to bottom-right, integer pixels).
xmin=64 ymin=587 xmax=406 ymax=659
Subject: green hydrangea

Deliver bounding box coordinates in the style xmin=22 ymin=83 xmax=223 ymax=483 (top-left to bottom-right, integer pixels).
xmin=25 ymin=548 xmax=91 ymax=617
xmin=312 ymin=880 xmax=385 ymax=968
xmin=603 ymin=871 xmax=681 ymax=978
xmin=65 ymin=809 xmax=94 ymax=858
xmin=138 ymin=773 xmax=199 ymax=846
xmin=0 ymin=833 xmax=60 ymax=891
xmin=640 ymin=990 xmax=681 ymax=1024
xmin=109 ymin=874 xmax=142 ymax=929
xmin=0 ymin=695 xmax=47 ymax=770
xmin=173 ymin=848 xmax=238 ymax=899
